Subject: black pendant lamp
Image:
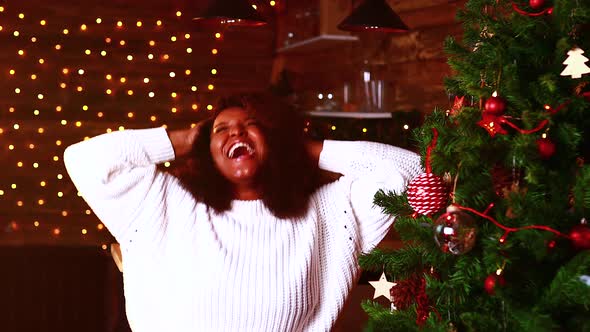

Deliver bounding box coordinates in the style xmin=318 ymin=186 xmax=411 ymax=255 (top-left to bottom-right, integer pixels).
xmin=338 ymin=0 xmax=408 ymax=33
xmin=192 ymin=0 xmax=267 ymax=28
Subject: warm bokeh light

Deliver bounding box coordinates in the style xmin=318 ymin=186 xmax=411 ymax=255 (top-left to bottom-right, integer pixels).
xmin=0 ymin=4 xmax=230 ymax=245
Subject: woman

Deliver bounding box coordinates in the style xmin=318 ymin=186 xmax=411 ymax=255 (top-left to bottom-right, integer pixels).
xmin=64 ymin=92 xmax=422 ymax=332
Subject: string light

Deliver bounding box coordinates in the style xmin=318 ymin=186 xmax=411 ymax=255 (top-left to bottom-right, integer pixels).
xmin=1 ymin=6 xmax=221 ymax=245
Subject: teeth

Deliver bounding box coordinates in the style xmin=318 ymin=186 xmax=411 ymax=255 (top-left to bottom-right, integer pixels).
xmin=227 ymin=142 xmax=254 ymax=158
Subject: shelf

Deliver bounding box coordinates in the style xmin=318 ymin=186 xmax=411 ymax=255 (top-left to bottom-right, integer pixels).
xmin=277 ymin=35 xmax=358 ymax=54
xmin=305 ymin=111 xmax=392 ymax=119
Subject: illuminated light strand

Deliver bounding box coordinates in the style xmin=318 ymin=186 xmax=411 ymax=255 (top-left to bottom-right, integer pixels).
xmin=0 ymin=7 xmax=218 ymax=245
xmin=453 ymin=203 xmax=570 ymax=243
xmin=511 ymin=2 xmax=553 ymax=16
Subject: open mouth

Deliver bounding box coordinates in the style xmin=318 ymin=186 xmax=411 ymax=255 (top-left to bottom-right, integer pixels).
xmin=227 ymin=141 xmax=255 ymax=159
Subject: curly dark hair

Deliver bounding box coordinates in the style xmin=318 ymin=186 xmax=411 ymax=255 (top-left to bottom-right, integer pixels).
xmin=173 ymin=91 xmax=323 ymax=219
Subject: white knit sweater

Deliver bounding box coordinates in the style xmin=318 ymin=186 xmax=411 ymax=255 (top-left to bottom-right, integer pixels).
xmin=63 ymin=127 xmax=421 ymax=332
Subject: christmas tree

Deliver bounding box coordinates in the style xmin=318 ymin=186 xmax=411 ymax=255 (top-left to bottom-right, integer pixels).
xmin=361 ymin=0 xmax=590 ymax=331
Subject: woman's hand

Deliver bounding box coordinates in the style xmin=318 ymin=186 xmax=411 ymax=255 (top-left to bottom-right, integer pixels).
xmin=167 ymin=123 xmax=203 ymax=158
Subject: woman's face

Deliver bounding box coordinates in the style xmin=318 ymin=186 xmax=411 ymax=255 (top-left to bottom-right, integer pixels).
xmin=210 ymin=107 xmax=268 ymax=188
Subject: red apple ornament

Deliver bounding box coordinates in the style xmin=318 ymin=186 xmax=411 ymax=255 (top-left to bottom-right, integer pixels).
xmin=484 ymin=92 xmax=507 ymax=115
xmin=537 ymin=138 xmax=556 ymax=159
xmin=570 ymin=224 xmax=590 ymax=250
xmin=484 ymin=273 xmax=505 ymax=295
xmin=529 ymin=0 xmax=545 ymax=9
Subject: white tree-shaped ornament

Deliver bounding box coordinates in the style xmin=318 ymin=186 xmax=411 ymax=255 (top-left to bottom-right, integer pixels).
xmin=561 ymin=47 xmax=590 ymax=79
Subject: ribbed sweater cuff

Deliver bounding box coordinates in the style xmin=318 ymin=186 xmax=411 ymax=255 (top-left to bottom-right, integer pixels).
xmin=318 ymin=140 xmax=359 ymax=172
xmin=132 ymin=127 xmax=176 ymax=164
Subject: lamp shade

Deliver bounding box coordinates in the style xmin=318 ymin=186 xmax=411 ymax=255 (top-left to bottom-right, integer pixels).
xmin=338 ymin=0 xmax=408 ymax=33
xmin=192 ymin=0 xmax=267 ymax=28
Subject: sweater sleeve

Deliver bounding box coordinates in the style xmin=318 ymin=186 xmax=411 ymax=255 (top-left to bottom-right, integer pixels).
xmin=318 ymin=140 xmax=422 ymax=253
xmin=63 ymin=127 xmax=180 ymax=244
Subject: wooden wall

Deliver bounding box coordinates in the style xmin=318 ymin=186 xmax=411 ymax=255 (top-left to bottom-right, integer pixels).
xmin=0 ymin=0 xmax=274 ymax=246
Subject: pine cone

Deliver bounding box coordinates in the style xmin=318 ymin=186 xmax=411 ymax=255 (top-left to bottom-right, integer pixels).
xmin=389 ymin=274 xmax=423 ymax=310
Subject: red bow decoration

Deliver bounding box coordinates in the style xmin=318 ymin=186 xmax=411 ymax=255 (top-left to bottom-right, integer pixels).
xmin=477 ymin=114 xmax=548 ymax=137
xmin=477 ymin=101 xmax=569 ymax=137
xmin=477 ymin=113 xmax=509 ymax=137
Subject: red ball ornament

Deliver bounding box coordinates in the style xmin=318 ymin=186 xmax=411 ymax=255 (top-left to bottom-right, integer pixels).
xmin=484 ymin=94 xmax=507 ymax=115
xmin=569 ymin=224 xmax=590 ymax=250
xmin=406 ymin=173 xmax=449 ymax=216
xmin=529 ymin=0 xmax=545 ymax=9
xmin=537 ymin=138 xmax=556 ymax=159
xmin=484 ymin=273 xmax=505 ymax=295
